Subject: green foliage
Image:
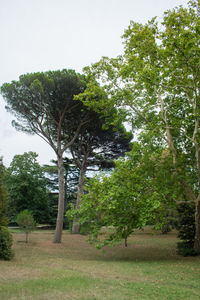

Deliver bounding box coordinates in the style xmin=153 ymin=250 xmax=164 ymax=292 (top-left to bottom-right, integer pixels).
xmin=0 ymin=160 xmax=14 ymax=260
xmin=16 ymin=210 xmax=36 ymax=232
xmin=68 ymin=144 xmax=163 ymax=248
xmin=0 ymin=159 xmax=8 ymax=226
xmin=6 ymin=152 xmax=51 ymax=224
xmin=79 ymin=222 xmax=91 ymax=236
xmin=16 ymin=210 xmax=36 ymax=243
xmin=76 ymin=0 xmax=200 ymax=253
xmin=0 ymin=69 xmax=88 ymax=147
xmin=1 ymin=68 xmax=115 ymax=243
xmin=70 ymin=113 xmax=132 ymax=234
xmin=0 ymin=226 xmax=14 ymax=260
xmin=176 ymin=203 xmax=197 ymax=256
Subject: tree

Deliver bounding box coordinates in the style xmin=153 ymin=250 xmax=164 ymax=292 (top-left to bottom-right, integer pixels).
xmin=0 ymin=159 xmax=14 ymax=260
xmin=70 ymin=115 xmax=132 ymax=233
xmin=6 ymin=152 xmax=50 ymax=224
xmin=68 ymin=143 xmax=161 ymax=248
xmin=0 ymin=158 xmax=8 ymax=226
xmin=76 ymin=0 xmax=200 ymax=253
xmin=1 ymin=69 xmax=91 ymax=243
xmin=16 ymin=210 xmax=36 ymax=243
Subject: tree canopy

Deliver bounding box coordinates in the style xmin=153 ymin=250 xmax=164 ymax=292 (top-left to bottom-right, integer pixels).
xmin=68 ymin=143 xmax=165 ymax=248
xmin=1 ymin=69 xmax=92 ymax=242
xmin=73 ymin=0 xmax=200 ymax=253
xmin=6 ymin=152 xmax=50 ymax=224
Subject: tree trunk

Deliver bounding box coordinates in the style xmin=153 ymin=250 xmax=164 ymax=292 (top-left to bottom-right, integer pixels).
xmin=124 ymin=238 xmax=128 ymax=247
xmin=54 ymin=154 xmax=65 ymax=243
xmin=194 ymin=196 xmax=200 ymax=254
xmin=25 ymin=232 xmax=28 ymax=243
xmin=160 ymin=96 xmax=200 ymax=254
xmin=64 ymin=166 xmax=68 ymax=212
xmin=72 ymin=165 xmax=86 ymax=234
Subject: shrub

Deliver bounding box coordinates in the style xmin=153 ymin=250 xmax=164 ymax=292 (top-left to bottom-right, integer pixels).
xmin=16 ymin=210 xmax=36 ymax=243
xmin=176 ymin=202 xmax=197 ymax=256
xmin=0 ymin=226 xmax=14 ymax=260
xmin=177 ymin=241 xmax=197 ymax=257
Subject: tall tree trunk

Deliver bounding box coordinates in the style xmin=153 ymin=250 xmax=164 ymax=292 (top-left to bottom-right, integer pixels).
xmin=25 ymin=232 xmax=28 ymax=243
xmin=64 ymin=166 xmax=68 ymax=212
xmin=54 ymin=153 xmax=65 ymax=243
xmin=72 ymin=165 xmax=86 ymax=234
xmin=160 ymin=94 xmax=200 ymax=253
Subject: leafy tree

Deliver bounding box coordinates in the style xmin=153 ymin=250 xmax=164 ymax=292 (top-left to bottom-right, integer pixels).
xmin=6 ymin=152 xmax=50 ymax=224
xmin=70 ymin=117 xmax=132 ymax=233
xmin=0 ymin=158 xmax=8 ymax=226
xmin=0 ymin=159 xmax=14 ymax=260
xmin=77 ymin=1 xmax=200 ymax=254
xmin=16 ymin=210 xmax=36 ymax=243
xmin=1 ymin=69 xmax=92 ymax=243
xmin=68 ymin=143 xmax=162 ymax=248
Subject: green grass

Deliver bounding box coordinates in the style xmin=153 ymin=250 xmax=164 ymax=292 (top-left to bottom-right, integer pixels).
xmin=0 ymin=229 xmax=199 ymax=299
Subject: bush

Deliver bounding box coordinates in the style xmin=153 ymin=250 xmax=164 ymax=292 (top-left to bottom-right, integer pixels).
xmin=0 ymin=226 xmax=14 ymax=260
xmin=176 ymin=202 xmax=197 ymax=256
xmin=177 ymin=241 xmax=197 ymax=257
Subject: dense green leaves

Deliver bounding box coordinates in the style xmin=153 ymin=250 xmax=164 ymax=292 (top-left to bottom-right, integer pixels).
xmin=6 ymin=152 xmax=50 ymax=224
xmin=0 ymin=159 xmax=8 ymax=227
xmin=0 ymin=159 xmax=14 ymax=260
xmin=0 ymin=227 xmax=14 ymax=260
xmin=73 ymin=0 xmax=200 ymax=253
xmin=68 ymin=144 xmax=172 ymax=248
xmin=1 ymin=69 xmax=87 ymax=148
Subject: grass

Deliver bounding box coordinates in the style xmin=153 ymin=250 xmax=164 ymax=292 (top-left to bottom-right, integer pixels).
xmin=0 ymin=228 xmax=200 ymax=299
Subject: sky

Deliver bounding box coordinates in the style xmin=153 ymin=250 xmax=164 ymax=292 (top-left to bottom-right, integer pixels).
xmin=0 ymin=0 xmax=189 ymax=166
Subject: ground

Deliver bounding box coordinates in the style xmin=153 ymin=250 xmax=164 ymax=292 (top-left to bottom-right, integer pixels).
xmin=0 ymin=228 xmax=199 ymax=299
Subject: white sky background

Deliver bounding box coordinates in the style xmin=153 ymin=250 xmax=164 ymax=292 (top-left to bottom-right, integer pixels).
xmin=0 ymin=0 xmax=189 ymax=166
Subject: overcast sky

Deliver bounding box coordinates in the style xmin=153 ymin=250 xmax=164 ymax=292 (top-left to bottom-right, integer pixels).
xmin=0 ymin=0 xmax=189 ymax=166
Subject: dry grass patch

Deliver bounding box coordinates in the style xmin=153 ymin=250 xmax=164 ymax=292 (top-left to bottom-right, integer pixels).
xmin=0 ymin=228 xmax=199 ymax=299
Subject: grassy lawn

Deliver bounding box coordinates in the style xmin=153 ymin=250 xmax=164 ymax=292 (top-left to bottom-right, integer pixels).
xmin=0 ymin=229 xmax=200 ymax=300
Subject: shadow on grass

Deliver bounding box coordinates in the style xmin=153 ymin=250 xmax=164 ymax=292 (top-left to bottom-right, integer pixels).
xmin=13 ymin=230 xmax=200 ymax=264
xmin=60 ymin=233 xmax=200 ymax=263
